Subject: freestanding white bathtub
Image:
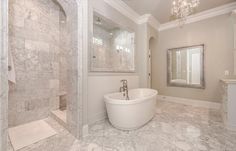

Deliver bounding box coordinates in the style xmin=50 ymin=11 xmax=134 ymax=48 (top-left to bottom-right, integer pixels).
xmin=104 ymin=88 xmax=158 ymax=130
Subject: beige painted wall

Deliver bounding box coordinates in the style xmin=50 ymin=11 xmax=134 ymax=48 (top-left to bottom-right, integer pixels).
xmin=152 ymin=14 xmax=234 ymax=102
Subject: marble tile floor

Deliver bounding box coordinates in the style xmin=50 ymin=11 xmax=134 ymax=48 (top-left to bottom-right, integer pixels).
xmin=8 ymin=101 xmax=236 ymax=151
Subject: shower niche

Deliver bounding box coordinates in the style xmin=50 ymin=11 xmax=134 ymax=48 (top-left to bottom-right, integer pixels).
xmin=90 ymin=12 xmax=136 ymax=72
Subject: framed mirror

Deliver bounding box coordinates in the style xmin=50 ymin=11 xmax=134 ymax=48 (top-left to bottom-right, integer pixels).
xmin=167 ymin=44 xmax=205 ymax=89
xmin=90 ymin=12 xmax=135 ymax=72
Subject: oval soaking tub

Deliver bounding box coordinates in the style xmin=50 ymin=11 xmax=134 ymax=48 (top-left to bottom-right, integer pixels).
xmin=104 ymin=88 xmax=158 ymax=130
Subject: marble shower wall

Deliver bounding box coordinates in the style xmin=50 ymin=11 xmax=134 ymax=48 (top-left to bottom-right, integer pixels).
xmin=7 ymin=0 xmax=84 ymax=137
xmin=8 ymin=0 xmax=68 ymax=127
xmin=0 ymin=0 xmax=9 ymax=150
xmin=0 ymin=0 xmax=84 ymax=149
xmin=92 ymin=24 xmax=135 ymax=72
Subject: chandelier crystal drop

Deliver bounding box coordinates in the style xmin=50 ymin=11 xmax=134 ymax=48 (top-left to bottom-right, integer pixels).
xmin=171 ymin=0 xmax=200 ymax=25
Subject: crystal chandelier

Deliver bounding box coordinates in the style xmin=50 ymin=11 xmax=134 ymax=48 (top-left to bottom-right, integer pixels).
xmin=171 ymin=0 xmax=200 ymax=25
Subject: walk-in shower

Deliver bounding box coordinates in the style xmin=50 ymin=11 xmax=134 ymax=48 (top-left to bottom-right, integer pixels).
xmin=0 ymin=0 xmax=86 ymax=150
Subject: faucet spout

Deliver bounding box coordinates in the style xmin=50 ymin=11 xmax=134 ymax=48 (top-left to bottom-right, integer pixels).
xmin=120 ymin=79 xmax=129 ymax=100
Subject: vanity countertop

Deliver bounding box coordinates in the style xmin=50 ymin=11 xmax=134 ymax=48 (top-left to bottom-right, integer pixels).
xmin=220 ymin=79 xmax=236 ymax=84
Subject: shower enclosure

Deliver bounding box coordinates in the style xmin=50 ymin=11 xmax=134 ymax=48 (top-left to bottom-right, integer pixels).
xmin=0 ymin=0 xmax=88 ymax=150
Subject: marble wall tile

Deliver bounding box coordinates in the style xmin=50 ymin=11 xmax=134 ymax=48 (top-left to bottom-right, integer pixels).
xmin=1 ymin=3 xmax=84 ymax=151
xmin=8 ymin=0 xmax=64 ymax=127
xmin=25 ymin=40 xmax=50 ymax=51
xmin=55 ymin=0 xmax=85 ymax=138
xmin=0 ymin=0 xmax=9 ymax=150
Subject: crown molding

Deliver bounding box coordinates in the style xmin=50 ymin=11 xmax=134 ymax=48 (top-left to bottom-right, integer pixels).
xmin=148 ymin=15 xmax=161 ymax=30
xmin=138 ymin=14 xmax=160 ymax=31
xmin=137 ymin=14 xmax=151 ymax=24
xmin=104 ymin=0 xmax=160 ymax=31
xmin=104 ymin=0 xmax=140 ymax=23
xmin=159 ymin=2 xmax=236 ymax=31
xmin=104 ymin=0 xmax=236 ymax=32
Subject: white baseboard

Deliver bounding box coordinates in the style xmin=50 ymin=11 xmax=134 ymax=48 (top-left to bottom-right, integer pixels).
xmin=157 ymin=95 xmax=221 ymax=110
xmin=88 ymin=112 xmax=107 ymax=125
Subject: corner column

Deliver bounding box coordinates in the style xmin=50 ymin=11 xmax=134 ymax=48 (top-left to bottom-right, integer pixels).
xmin=0 ymin=0 xmax=9 ymax=151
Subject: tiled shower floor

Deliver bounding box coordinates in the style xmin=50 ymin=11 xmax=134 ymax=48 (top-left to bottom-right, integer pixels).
xmin=8 ymin=101 xmax=236 ymax=151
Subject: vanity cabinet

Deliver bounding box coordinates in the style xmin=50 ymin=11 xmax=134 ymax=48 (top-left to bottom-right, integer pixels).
xmin=220 ymin=79 xmax=236 ymax=131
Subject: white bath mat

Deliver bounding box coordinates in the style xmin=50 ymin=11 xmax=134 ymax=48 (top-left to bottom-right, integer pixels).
xmin=8 ymin=120 xmax=57 ymax=150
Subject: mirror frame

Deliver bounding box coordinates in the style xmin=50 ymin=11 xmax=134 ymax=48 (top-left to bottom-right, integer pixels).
xmin=167 ymin=44 xmax=205 ymax=89
xmin=89 ymin=10 xmax=136 ymax=73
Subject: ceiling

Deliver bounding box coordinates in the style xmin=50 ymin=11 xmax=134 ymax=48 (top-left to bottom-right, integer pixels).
xmin=121 ymin=0 xmax=236 ymax=23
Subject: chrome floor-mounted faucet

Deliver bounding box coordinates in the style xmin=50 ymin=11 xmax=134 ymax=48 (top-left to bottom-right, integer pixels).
xmin=120 ymin=79 xmax=129 ymax=100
